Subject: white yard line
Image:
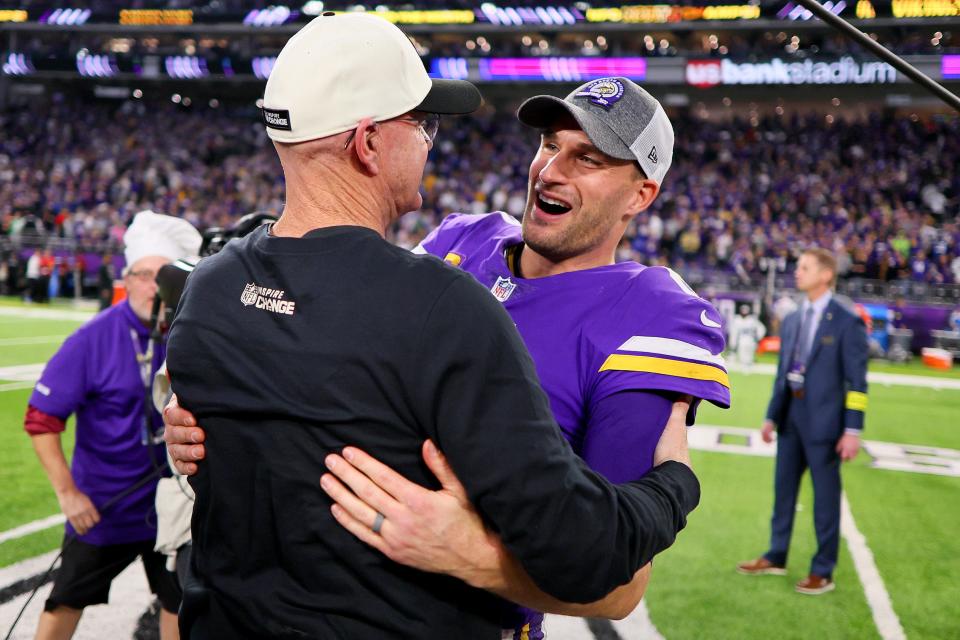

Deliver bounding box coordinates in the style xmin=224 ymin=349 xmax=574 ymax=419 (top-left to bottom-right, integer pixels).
xmin=841 ymin=493 xmax=907 ymax=640
xmin=611 ymin=600 xmax=665 ymax=639
xmin=727 ymin=362 xmax=960 ymax=390
xmin=0 ymin=515 xmax=64 ymax=546
xmin=691 ymin=425 xmax=960 ymax=478
xmin=542 ymin=599 xmax=665 ymax=639
xmin=0 ymin=364 xmax=45 ymax=381
xmin=0 ymin=336 xmax=65 ymax=347
xmin=542 ymin=615 xmax=591 ymax=637
xmin=0 ymin=363 xmax=46 ymax=393
xmin=0 ymin=382 xmax=37 ymax=393
xmin=0 ymin=558 xmax=152 ymax=640
xmin=0 ymin=307 xmax=94 ymax=322
xmin=0 ymin=551 xmax=59 ymax=593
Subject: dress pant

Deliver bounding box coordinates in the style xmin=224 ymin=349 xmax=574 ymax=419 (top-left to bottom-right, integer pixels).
xmin=764 ymin=395 xmax=842 ymax=578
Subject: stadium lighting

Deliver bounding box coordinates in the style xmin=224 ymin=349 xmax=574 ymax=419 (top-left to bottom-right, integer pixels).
xmin=252 ymin=56 xmax=278 ymax=80
xmin=2 ymin=52 xmax=33 ymax=76
xmin=40 ymin=8 xmax=91 ymax=26
xmin=164 ymin=55 xmax=209 ymax=79
xmin=244 ymin=6 xmax=295 ymax=27
xmin=77 ymin=50 xmax=118 ymax=78
xmin=301 ymin=1 xmax=324 ymax=15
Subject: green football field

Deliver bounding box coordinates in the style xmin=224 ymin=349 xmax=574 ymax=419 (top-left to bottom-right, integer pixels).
xmin=1 ymin=298 xmax=958 ymax=638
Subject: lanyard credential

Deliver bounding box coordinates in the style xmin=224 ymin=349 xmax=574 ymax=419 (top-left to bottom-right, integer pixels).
xmin=130 ymin=328 xmax=161 ymax=445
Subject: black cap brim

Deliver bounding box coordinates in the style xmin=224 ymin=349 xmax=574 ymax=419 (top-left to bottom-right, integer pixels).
xmin=517 ymin=95 xmax=634 ymax=161
xmin=416 ymin=79 xmax=483 ymax=115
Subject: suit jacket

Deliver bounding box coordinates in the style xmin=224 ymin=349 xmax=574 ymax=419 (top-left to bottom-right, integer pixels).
xmin=766 ymin=297 xmax=868 ymax=442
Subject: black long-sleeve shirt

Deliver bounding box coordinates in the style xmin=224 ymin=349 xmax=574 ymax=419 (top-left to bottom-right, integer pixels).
xmin=167 ymin=224 xmax=699 ymax=639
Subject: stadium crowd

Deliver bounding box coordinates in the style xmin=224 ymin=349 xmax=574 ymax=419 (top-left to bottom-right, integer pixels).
xmin=423 ymin=31 xmax=957 ymax=59
xmin=19 ymin=29 xmax=957 ymax=66
xmin=2 ymin=95 xmax=959 ymax=298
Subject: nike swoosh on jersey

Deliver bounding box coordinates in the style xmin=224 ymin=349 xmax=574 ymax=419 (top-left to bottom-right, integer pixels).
xmin=701 ymin=310 xmax=722 ymax=328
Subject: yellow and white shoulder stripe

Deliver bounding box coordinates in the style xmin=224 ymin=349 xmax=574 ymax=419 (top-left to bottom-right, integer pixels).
xmin=600 ymin=336 xmax=729 ymax=388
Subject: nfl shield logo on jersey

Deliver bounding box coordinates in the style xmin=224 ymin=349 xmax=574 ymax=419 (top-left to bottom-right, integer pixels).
xmin=240 ymin=283 xmax=258 ymax=306
xmin=490 ymin=276 xmax=517 ymax=303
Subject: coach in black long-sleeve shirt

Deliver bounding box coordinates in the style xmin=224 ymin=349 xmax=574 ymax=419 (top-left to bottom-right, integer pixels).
xmin=166 ymin=13 xmax=699 ymax=640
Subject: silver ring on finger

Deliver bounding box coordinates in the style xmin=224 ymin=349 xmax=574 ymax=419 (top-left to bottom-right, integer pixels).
xmin=372 ymin=512 xmax=386 ymax=535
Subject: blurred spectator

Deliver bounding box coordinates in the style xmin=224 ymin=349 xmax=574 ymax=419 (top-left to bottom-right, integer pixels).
xmin=26 ymin=250 xmax=41 ymax=302
xmin=38 ymin=248 xmax=55 ymax=303
xmin=97 ymin=253 xmax=115 ymax=311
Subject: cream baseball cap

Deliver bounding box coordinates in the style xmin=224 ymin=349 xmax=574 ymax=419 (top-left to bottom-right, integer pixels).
xmin=261 ymin=12 xmax=482 ymax=143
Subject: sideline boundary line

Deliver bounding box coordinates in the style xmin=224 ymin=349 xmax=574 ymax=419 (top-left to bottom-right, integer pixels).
xmin=841 ymin=493 xmax=907 ymax=640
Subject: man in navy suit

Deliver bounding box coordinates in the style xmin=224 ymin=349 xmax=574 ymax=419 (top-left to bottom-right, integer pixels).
xmin=737 ymin=248 xmax=868 ymax=595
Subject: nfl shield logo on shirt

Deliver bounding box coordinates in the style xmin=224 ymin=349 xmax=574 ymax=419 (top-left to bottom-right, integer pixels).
xmin=241 ymin=283 xmax=258 ymax=306
xmin=490 ymin=276 xmax=517 ymax=303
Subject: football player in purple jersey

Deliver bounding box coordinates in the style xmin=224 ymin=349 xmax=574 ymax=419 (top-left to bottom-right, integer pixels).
xmin=166 ymin=78 xmax=729 ymax=638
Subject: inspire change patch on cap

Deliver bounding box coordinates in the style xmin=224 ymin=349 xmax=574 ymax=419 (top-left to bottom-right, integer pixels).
xmin=262 ymin=107 xmax=292 ymax=131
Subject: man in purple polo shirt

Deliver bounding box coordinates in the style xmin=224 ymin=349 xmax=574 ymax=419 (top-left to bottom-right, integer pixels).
xmin=25 ymin=211 xmax=200 ymax=640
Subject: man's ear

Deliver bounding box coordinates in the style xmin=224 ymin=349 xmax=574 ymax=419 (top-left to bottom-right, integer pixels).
xmin=623 ymin=178 xmax=660 ymax=223
xmin=352 ymin=117 xmax=381 ymax=176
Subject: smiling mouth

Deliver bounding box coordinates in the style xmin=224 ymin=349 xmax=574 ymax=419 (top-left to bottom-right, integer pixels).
xmin=536 ymin=194 xmax=572 ymax=215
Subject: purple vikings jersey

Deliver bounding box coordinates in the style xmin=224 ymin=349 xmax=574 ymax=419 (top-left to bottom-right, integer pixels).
xmin=415 ymin=212 xmax=729 ymax=639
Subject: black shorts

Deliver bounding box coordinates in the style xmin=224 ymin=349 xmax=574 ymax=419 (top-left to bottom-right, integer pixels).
xmin=45 ymin=537 xmax=182 ymax=613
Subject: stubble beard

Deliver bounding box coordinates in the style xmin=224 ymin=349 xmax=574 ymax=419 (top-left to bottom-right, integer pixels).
xmin=521 ymin=199 xmax=608 ymax=265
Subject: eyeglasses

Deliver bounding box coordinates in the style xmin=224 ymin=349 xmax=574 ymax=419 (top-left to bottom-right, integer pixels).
xmin=342 ymin=113 xmax=441 ymax=150
xmin=126 ymin=269 xmax=157 ymax=282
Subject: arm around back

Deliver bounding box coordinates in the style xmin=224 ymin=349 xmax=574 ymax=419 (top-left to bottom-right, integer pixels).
xmin=412 ymin=272 xmax=699 ymax=604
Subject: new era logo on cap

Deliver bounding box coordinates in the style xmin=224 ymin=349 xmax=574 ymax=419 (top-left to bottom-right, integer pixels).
xmin=648 ymin=146 xmax=658 ymax=164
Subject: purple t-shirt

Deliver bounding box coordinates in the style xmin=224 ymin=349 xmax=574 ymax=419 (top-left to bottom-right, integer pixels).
xmin=417 ymin=213 xmax=729 ymax=636
xmin=29 ymin=300 xmax=168 ymax=546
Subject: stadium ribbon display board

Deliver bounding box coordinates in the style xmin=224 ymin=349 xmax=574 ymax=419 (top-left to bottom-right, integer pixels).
xmin=0 ymin=1 xmax=959 ymax=26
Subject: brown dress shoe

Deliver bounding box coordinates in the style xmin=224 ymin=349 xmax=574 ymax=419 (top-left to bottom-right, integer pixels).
xmin=736 ymin=557 xmax=787 ymax=575
xmin=796 ymin=574 xmax=835 ymax=595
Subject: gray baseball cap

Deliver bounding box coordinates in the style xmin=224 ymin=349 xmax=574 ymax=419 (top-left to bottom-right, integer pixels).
xmin=517 ymin=77 xmax=674 ymax=185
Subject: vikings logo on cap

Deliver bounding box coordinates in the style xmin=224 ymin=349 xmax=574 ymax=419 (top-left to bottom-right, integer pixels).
xmin=574 ymin=78 xmax=625 ymax=111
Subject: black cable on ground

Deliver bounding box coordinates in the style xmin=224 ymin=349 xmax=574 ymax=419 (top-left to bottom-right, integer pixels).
xmin=2 ymin=468 xmax=165 ymax=640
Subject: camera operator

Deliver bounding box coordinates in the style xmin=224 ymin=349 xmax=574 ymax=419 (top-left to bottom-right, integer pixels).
xmin=24 ymin=210 xmax=200 ymax=640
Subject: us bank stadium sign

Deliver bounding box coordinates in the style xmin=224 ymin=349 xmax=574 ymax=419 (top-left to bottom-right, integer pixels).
xmin=686 ymin=56 xmax=898 ymax=87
